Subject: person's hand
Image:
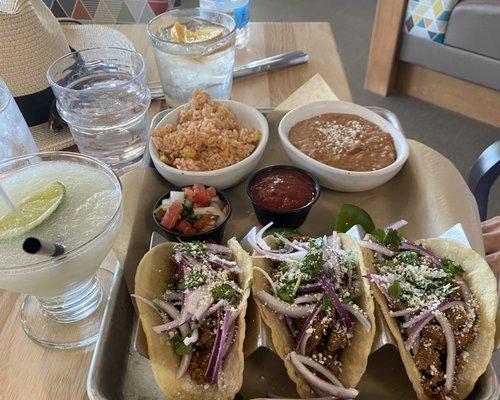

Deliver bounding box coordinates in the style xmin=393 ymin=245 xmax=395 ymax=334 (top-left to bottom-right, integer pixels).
xmin=482 ymin=216 xmax=500 ymax=275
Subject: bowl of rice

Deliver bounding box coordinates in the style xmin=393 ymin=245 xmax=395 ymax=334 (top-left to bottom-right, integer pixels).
xmin=149 ymin=90 xmax=269 ymax=189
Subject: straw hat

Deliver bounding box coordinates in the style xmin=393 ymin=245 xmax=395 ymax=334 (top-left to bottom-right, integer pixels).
xmin=0 ymin=0 xmax=135 ymax=151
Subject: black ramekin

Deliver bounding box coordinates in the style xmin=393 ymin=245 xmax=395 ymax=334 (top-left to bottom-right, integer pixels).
xmin=245 ymin=165 xmax=321 ymax=229
xmin=153 ymin=186 xmax=232 ymax=244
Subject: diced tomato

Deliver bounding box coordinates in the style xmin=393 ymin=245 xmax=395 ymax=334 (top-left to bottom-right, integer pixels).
xmin=193 ymin=183 xmax=211 ymax=206
xmin=161 ymin=201 xmax=183 ymax=230
xmin=193 ymin=214 xmax=216 ymax=232
xmin=206 ymin=186 xmax=217 ymax=198
xmin=175 ymin=219 xmax=196 ymax=234
xmin=183 ymin=187 xmax=194 ymax=202
xmin=155 ymin=209 xmax=166 ymax=221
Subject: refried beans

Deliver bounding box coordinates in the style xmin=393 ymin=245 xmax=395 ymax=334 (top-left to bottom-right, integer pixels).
xmin=288 ymin=113 xmax=396 ymax=171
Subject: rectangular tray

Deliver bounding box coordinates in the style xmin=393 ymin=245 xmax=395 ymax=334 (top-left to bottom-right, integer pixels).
xmin=87 ymin=107 xmax=498 ymax=400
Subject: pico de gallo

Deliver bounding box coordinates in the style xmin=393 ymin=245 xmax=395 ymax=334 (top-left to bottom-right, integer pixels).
xmin=155 ymin=184 xmax=229 ymax=235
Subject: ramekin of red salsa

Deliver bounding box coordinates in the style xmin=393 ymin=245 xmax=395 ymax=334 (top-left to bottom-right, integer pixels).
xmin=153 ymin=183 xmax=231 ymax=244
xmin=246 ymin=165 xmax=320 ymax=228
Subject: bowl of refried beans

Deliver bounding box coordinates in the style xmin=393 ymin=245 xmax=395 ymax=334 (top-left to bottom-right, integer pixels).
xmin=278 ymin=101 xmax=409 ymax=191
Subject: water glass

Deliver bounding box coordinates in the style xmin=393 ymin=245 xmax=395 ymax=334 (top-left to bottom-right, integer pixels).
xmin=47 ymin=48 xmax=151 ymax=173
xmin=0 ymin=77 xmax=38 ymax=162
xmin=148 ymin=8 xmax=236 ymax=106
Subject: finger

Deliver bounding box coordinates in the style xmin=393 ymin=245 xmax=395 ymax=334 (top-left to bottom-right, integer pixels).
xmin=483 ymin=231 xmax=500 ymax=254
xmin=485 ymin=252 xmax=500 ymax=275
xmin=481 ymin=216 xmax=500 ymax=233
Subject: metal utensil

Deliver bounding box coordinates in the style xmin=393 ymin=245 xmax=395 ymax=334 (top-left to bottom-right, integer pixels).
xmin=148 ymin=51 xmax=309 ymax=100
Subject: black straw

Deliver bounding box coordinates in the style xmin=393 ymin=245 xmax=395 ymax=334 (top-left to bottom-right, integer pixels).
xmin=22 ymin=237 xmax=65 ymax=257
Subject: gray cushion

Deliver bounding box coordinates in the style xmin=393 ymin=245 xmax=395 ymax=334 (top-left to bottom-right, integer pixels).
xmin=445 ymin=0 xmax=500 ymax=60
xmin=399 ymin=33 xmax=500 ymax=91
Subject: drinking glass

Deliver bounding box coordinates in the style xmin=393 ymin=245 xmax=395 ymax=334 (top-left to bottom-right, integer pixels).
xmin=47 ymin=48 xmax=151 ymax=173
xmin=148 ymin=8 xmax=236 ymax=106
xmin=0 ymin=152 xmax=123 ymax=349
xmin=0 ymin=77 xmax=38 ymax=162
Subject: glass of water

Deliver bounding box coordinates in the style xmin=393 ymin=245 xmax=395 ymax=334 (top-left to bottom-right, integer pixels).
xmin=47 ymin=48 xmax=151 ymax=173
xmin=0 ymin=77 xmax=38 ymax=162
xmin=148 ymin=8 xmax=236 ymax=106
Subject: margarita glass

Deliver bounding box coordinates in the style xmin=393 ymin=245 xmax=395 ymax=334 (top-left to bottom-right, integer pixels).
xmin=0 ymin=152 xmax=123 ymax=349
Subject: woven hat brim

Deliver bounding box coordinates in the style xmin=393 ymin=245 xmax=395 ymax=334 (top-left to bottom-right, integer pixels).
xmin=32 ymin=25 xmax=136 ymax=152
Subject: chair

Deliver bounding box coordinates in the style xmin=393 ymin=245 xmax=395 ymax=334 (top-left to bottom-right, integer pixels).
xmin=468 ymin=141 xmax=500 ymax=221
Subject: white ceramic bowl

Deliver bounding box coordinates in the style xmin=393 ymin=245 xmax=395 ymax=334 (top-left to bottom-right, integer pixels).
xmin=149 ymin=100 xmax=269 ymax=189
xmin=278 ymin=101 xmax=409 ymax=192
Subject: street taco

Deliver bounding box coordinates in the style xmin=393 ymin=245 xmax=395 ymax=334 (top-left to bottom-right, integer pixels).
xmin=362 ymin=229 xmax=497 ymax=400
xmin=250 ymin=223 xmax=376 ymax=399
xmin=134 ymin=239 xmax=252 ymax=400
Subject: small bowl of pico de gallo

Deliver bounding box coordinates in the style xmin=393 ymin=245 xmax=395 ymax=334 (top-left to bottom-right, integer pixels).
xmin=153 ymin=183 xmax=231 ymax=244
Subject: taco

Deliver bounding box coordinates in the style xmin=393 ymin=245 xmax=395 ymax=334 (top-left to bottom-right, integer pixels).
xmin=250 ymin=224 xmax=376 ymax=399
xmin=134 ymin=239 xmax=252 ymax=400
xmin=362 ymin=229 xmax=497 ymax=400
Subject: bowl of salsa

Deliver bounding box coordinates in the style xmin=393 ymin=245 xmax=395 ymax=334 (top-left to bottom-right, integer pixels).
xmin=153 ymin=183 xmax=231 ymax=243
xmin=246 ymin=165 xmax=320 ymax=228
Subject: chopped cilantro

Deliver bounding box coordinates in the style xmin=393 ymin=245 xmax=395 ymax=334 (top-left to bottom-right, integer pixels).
xmin=211 ymin=284 xmax=237 ymax=301
xmin=299 ymin=251 xmax=323 ymax=279
xmin=169 ymin=332 xmax=194 ymax=356
xmin=276 ymin=274 xmax=302 ymax=303
xmin=441 ymin=257 xmax=464 ymax=276
xmin=388 ymin=280 xmax=402 ymax=298
xmin=371 ymin=228 xmax=403 ymax=246
xmin=322 ymin=295 xmax=333 ymax=311
xmin=182 ymin=270 xmax=206 ymax=289
xmin=177 ymin=241 xmax=207 ymax=255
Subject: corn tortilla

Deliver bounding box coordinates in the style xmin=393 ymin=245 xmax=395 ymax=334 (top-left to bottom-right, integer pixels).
xmin=134 ymin=238 xmax=252 ymax=400
xmin=252 ymin=234 xmax=376 ymax=397
xmin=363 ymin=238 xmax=497 ymax=400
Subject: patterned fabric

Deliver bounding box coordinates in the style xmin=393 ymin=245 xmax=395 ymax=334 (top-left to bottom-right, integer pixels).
xmin=42 ymin=0 xmax=181 ymax=23
xmin=404 ymin=0 xmax=460 ymax=43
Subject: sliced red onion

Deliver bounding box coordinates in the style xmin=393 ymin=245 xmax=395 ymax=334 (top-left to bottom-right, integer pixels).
xmin=177 ymin=354 xmax=191 ymax=379
xmin=341 ymin=303 xmax=371 ymax=331
xmin=183 ymin=328 xmax=199 ymax=346
xmin=208 ymin=254 xmax=237 ymax=269
xmin=404 ymin=300 xmax=464 ymax=350
xmin=297 ymin=283 xmax=323 ymax=294
xmin=255 ymin=222 xmax=274 ymax=251
xmin=256 ymin=291 xmax=315 ymax=318
xmin=152 ymin=313 xmax=190 ymax=334
xmin=249 ymin=238 xmax=300 ymax=262
xmin=294 ymin=353 xmax=344 ymax=388
xmin=155 ymin=299 xmax=188 ymax=337
xmin=288 ymin=352 xmax=358 ymax=399
xmin=400 ymin=241 xmax=441 ymax=265
xmin=364 ymin=274 xmax=395 ymax=304
xmin=359 ymin=240 xmax=394 ymax=257
xmin=389 ymin=308 xmax=420 ymax=317
xmin=435 ymin=311 xmax=456 ymax=392
xmin=205 ymin=309 xmax=233 ymax=383
xmin=275 ymin=233 xmax=308 ymax=252
xmin=173 ymin=250 xmax=188 ymax=279
xmin=455 ymin=276 xmax=472 ymax=305
xmin=296 ymin=299 xmax=323 ymax=354
xmin=131 ymin=294 xmax=157 ymax=310
xmin=384 ymin=219 xmax=408 ymax=230
xmin=206 ymin=243 xmax=231 ymax=254
xmin=200 ymin=299 xmax=225 ymax=321
xmin=319 ymin=273 xmax=352 ymax=331
xmin=295 ymin=293 xmax=323 ymax=304
xmin=403 ymin=300 xmax=464 ymax=329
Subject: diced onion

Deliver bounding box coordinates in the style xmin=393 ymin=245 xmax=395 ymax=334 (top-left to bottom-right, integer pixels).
xmin=435 ymin=311 xmax=456 ymax=392
xmin=169 ymin=191 xmax=185 ymax=203
xmin=193 ymin=206 xmax=225 ymax=218
xmin=256 ymin=291 xmax=315 ymax=318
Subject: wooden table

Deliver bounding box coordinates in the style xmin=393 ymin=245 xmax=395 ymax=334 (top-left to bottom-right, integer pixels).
xmin=0 ymin=22 xmax=351 ymax=400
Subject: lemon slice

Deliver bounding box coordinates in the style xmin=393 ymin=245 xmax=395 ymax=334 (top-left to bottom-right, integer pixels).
xmin=0 ymin=181 xmax=65 ymax=240
xmin=170 ymin=22 xmax=224 ymax=44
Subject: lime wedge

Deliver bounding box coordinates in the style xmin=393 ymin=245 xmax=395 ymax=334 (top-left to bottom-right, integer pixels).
xmin=0 ymin=181 xmax=65 ymax=240
xmin=335 ymin=204 xmax=375 ymax=233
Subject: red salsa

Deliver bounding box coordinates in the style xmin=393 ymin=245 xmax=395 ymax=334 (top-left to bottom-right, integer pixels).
xmin=250 ymin=168 xmax=316 ymax=211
